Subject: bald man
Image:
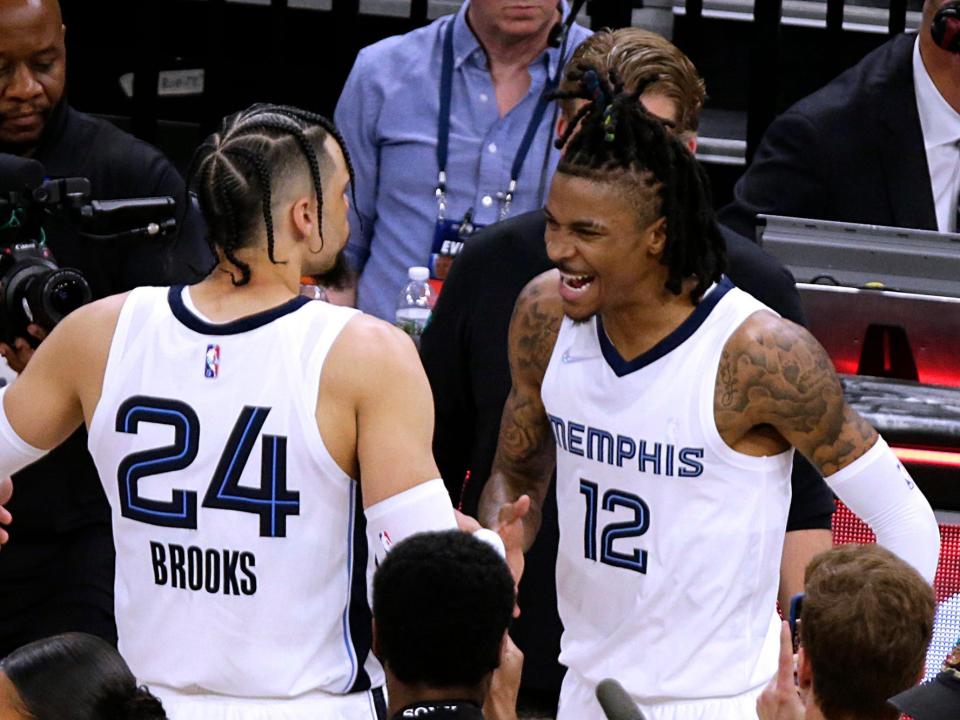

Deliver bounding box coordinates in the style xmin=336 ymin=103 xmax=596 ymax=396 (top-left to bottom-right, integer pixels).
xmin=0 ymin=0 xmax=212 ymax=655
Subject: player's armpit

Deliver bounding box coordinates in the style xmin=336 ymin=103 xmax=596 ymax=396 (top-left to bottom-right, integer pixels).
xmin=715 ymin=312 xmax=877 ymax=476
xmin=479 ymin=272 xmax=562 ymax=548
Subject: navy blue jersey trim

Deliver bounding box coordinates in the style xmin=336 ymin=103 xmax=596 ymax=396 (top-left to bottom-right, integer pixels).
xmin=348 ymin=481 xmax=374 ymax=693
xmin=168 ymin=286 xmax=311 ymax=335
xmin=596 ymin=276 xmax=734 ymax=378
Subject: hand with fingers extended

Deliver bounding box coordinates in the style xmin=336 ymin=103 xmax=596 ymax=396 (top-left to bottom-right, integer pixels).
xmin=496 ymin=494 xmax=530 ymax=588
xmin=0 ymin=325 xmax=48 ymax=374
xmin=757 ymin=621 xmax=805 ymax=720
xmin=0 ymin=475 xmax=12 ymax=547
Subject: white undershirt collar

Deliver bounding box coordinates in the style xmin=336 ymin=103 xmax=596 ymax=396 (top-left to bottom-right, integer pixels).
xmin=913 ymin=37 xmax=960 ymax=232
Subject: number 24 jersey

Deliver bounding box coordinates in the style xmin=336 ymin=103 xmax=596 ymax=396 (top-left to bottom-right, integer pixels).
xmin=87 ymin=286 xmax=382 ymax=698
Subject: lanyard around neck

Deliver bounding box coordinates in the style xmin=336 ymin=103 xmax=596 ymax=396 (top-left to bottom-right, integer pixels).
xmin=435 ymin=15 xmax=560 ymax=220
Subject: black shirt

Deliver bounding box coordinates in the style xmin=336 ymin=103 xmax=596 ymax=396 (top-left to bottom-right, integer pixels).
xmin=3 ymin=102 xmax=213 ymax=535
xmin=391 ymin=701 xmax=484 ymax=720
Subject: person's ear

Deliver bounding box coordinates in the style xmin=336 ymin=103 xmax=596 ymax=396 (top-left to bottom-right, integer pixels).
xmin=646 ymin=217 xmax=668 ymax=257
xmin=797 ymin=645 xmax=813 ymax=692
xmin=291 ymin=195 xmax=322 ymax=250
xmin=686 ymin=134 xmax=697 ymax=154
xmin=556 ymin=113 xmax=567 ymax=141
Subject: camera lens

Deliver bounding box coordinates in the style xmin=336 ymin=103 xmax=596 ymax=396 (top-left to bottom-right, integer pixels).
xmin=29 ymin=268 xmax=92 ymax=327
xmin=47 ymin=275 xmax=91 ymax=317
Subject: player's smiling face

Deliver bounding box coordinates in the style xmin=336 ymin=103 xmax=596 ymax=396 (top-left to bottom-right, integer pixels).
xmin=544 ymin=172 xmax=666 ymax=322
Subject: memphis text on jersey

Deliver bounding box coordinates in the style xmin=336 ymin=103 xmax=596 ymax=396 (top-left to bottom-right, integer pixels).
xmin=547 ymin=413 xmax=704 ymax=477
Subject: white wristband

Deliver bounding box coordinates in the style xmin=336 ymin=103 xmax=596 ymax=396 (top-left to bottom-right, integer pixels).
xmin=365 ymin=478 xmax=458 ymax=562
xmin=472 ymin=527 xmax=506 ymax=559
xmin=825 ymin=436 xmax=940 ymax=583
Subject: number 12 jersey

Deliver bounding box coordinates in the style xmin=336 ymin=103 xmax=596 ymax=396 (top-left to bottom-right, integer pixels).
xmin=542 ymin=278 xmax=793 ymax=702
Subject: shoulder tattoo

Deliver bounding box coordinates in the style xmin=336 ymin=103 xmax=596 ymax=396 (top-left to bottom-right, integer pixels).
xmin=715 ymin=316 xmax=876 ymax=474
xmin=509 ymin=275 xmax=563 ymax=379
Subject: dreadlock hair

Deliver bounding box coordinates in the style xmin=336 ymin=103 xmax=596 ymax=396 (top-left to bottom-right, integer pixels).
xmin=184 ymin=103 xmax=357 ymax=286
xmin=552 ymin=66 xmax=726 ymax=303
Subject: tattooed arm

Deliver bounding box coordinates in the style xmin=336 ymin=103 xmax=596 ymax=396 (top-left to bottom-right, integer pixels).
xmin=714 ymin=311 xmax=876 ymax=474
xmin=479 ymin=271 xmax=563 ymax=566
xmin=716 ymin=311 xmax=939 ymax=581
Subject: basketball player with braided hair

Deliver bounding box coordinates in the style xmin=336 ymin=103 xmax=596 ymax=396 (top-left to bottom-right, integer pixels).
xmin=478 ymin=69 xmax=941 ymax=720
xmin=0 ymin=103 xmax=466 ymax=718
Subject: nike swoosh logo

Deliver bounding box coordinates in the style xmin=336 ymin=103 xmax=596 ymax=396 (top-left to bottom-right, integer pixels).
xmin=561 ymin=351 xmax=599 ymax=364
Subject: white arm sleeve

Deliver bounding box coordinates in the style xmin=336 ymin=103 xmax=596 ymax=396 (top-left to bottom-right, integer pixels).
xmin=825 ymin=436 xmax=940 ymax=583
xmin=0 ymin=387 xmax=47 ymax=478
xmin=365 ymin=478 xmax=458 ymax=562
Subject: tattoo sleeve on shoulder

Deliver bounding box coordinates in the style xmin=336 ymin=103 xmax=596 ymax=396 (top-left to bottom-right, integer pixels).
xmin=509 ymin=274 xmax=563 ymax=379
xmin=715 ymin=315 xmax=877 ymax=476
xmin=490 ymin=274 xmax=563 ymax=494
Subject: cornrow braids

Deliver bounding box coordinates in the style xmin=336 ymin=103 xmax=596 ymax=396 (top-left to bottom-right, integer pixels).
xmin=554 ymin=67 xmax=726 ymax=304
xmin=175 ymin=137 xmax=221 ymax=273
xmin=269 ymin=105 xmax=361 ymax=235
xmin=221 ymin=145 xmax=281 ymax=267
xmin=185 ymin=103 xmax=350 ymax=285
xmin=210 ymin=153 xmax=252 ymax=286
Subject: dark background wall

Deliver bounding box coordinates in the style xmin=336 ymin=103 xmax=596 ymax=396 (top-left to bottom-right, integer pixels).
xmin=57 ymin=0 xmax=925 ymax=204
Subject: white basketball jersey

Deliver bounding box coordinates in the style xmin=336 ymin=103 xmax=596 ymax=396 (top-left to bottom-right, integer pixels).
xmin=541 ymin=278 xmax=794 ymax=702
xmin=87 ymin=286 xmax=384 ymax=698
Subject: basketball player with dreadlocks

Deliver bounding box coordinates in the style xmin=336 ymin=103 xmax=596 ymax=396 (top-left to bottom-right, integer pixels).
xmin=478 ymin=70 xmax=941 ymax=720
xmin=0 ymin=104 xmax=466 ymax=719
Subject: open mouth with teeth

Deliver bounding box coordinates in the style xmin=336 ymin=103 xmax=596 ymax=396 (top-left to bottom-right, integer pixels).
xmin=559 ymin=271 xmax=595 ymax=297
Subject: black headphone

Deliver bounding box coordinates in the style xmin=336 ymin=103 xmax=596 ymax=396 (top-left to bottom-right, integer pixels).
xmin=931 ymin=2 xmax=960 ymax=53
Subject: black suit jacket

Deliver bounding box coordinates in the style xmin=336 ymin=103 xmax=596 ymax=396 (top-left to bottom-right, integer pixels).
xmin=719 ymin=33 xmax=937 ymax=239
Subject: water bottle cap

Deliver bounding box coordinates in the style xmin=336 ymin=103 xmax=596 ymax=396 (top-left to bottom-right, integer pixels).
xmin=408 ymin=266 xmax=430 ymax=281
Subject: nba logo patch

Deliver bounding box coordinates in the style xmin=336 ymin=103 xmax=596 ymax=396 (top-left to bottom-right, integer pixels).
xmin=204 ymin=344 xmax=220 ymax=378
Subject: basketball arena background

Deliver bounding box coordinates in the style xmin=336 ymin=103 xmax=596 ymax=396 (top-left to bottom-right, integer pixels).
xmin=53 ymin=0 xmax=960 ymax=680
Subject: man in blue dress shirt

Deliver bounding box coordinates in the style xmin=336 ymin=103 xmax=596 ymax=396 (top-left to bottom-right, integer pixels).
xmin=334 ymin=0 xmax=592 ymax=320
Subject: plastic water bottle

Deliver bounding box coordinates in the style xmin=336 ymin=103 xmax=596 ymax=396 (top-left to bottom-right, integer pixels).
xmin=395 ymin=266 xmax=434 ymax=346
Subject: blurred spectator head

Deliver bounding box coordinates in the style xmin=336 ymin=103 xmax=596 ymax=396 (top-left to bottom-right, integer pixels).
xmin=799 ymin=544 xmax=935 ymax=720
xmin=0 ymin=0 xmax=66 ymax=150
xmin=557 ymin=28 xmax=705 ymax=144
xmin=372 ymin=530 xmax=514 ymax=701
xmin=889 ymin=639 xmax=960 ymax=720
xmin=189 ymin=104 xmax=354 ymax=287
xmin=0 ymin=632 xmax=166 ymax=720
